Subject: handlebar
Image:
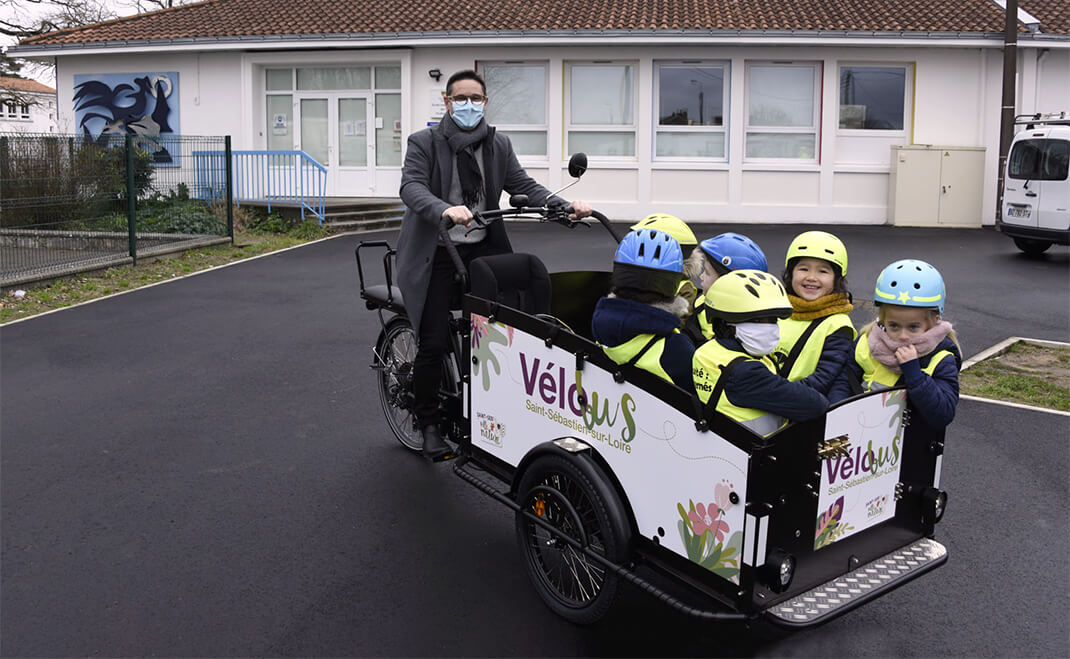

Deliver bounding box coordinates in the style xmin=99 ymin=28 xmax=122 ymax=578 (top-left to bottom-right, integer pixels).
xmin=437 ymin=203 xmax=623 ymax=289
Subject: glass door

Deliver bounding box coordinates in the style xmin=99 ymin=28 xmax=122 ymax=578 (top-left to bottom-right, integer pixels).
xmin=295 ymin=94 xmax=373 ymax=195
xmin=336 ymin=95 xmax=373 ymax=195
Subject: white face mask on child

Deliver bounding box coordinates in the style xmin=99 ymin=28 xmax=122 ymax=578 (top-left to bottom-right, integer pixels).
xmin=733 ymin=322 xmax=780 ymax=356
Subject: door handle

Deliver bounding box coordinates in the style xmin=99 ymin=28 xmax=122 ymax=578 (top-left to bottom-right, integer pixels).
xmin=1025 ymin=191 xmax=1038 ymax=197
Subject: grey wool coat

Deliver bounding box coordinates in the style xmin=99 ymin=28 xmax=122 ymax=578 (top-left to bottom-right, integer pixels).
xmin=396 ymin=120 xmax=559 ymax=335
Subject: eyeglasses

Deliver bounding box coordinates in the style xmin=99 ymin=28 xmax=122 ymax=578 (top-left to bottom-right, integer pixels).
xmin=448 ymin=94 xmax=485 ymax=103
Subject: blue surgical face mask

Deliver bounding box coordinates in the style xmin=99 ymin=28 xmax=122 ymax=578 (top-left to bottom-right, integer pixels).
xmin=451 ymin=100 xmax=484 ymax=130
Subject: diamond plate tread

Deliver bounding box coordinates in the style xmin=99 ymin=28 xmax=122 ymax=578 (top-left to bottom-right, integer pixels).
xmin=766 ymin=538 xmax=947 ymax=627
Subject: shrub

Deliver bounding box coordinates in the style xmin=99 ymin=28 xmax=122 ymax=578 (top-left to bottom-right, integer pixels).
xmin=289 ymin=219 xmax=329 ymax=240
xmin=247 ymin=211 xmax=293 ymax=234
xmin=0 ymin=135 xmax=154 ymax=230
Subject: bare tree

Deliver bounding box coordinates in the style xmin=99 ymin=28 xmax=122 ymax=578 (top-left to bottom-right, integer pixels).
xmin=0 ymin=0 xmax=133 ymax=105
xmin=0 ymin=0 xmax=116 ymax=39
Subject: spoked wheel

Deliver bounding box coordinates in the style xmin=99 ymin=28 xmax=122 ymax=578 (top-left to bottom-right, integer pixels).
xmin=515 ymin=453 xmax=629 ymax=625
xmin=375 ymin=319 xmax=422 ymax=451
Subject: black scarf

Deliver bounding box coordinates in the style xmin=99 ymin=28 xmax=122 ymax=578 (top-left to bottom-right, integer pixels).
xmin=442 ymin=114 xmax=490 ymax=208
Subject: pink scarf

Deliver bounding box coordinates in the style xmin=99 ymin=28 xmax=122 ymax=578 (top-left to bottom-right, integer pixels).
xmin=867 ymin=321 xmax=953 ymax=373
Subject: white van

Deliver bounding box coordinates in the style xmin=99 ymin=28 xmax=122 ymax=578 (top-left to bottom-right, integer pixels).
xmin=1000 ymin=112 xmax=1070 ymax=255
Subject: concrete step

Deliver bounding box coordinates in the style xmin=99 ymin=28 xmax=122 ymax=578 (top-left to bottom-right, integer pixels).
xmin=325 ymin=208 xmax=404 ymax=222
xmin=326 ymin=216 xmax=403 ymax=232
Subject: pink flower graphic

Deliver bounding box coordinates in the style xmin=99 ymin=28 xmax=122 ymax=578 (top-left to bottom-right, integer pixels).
xmin=471 ymin=316 xmax=489 ymax=348
xmin=714 ymin=480 xmax=734 ymax=511
xmin=689 ymin=502 xmax=729 ymax=542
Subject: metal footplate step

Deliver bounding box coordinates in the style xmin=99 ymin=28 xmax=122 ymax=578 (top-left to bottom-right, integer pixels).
xmin=766 ymin=538 xmax=948 ymax=627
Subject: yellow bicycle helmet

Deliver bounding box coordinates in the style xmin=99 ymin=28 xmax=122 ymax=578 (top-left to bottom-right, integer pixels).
xmin=630 ymin=213 xmax=697 ymax=250
xmin=706 ymin=269 xmax=793 ymax=323
xmin=785 ymin=231 xmax=848 ymax=276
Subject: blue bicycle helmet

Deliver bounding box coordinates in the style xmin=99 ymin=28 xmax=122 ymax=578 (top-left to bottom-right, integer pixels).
xmin=874 ymin=259 xmax=945 ymax=313
xmin=700 ymin=233 xmax=768 ymax=274
xmin=612 ymin=229 xmax=683 ymax=298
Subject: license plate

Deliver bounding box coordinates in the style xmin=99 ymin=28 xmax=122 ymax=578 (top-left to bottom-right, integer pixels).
xmin=1007 ymin=207 xmax=1031 ymax=219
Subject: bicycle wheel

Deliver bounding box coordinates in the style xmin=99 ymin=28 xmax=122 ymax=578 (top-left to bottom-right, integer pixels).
xmin=515 ymin=453 xmax=629 ymax=625
xmin=376 ymin=319 xmax=422 ymax=451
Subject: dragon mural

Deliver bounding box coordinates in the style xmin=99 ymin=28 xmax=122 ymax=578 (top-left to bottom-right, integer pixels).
xmin=73 ymin=72 xmax=179 ymax=164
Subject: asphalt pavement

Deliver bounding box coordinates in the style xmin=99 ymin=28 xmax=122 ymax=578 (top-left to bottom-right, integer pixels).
xmin=1 ymin=223 xmax=1067 ymax=657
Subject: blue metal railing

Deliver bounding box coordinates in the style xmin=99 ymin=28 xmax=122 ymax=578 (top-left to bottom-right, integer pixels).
xmin=193 ymin=149 xmax=326 ymax=223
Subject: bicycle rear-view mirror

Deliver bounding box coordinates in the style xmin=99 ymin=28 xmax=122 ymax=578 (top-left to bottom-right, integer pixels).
xmin=568 ymin=153 xmax=588 ymax=179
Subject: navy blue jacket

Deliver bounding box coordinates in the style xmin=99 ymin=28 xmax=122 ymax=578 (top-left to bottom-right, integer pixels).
xmin=796 ymin=328 xmax=855 ymax=396
xmin=829 ymin=335 xmax=961 ymax=428
xmin=716 ymin=337 xmax=830 ymax=422
xmin=591 ymin=297 xmax=696 ymax=394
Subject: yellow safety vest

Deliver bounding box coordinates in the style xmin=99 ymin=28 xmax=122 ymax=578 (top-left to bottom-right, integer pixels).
xmin=603 ymin=333 xmax=673 ymax=383
xmin=693 ymin=293 xmax=715 ymax=341
xmin=776 ymin=314 xmax=856 ymax=382
xmin=854 ymin=335 xmax=954 ymax=392
xmin=693 ymin=340 xmax=785 ymax=436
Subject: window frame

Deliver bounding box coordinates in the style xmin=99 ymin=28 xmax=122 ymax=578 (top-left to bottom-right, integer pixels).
xmin=478 ymin=60 xmax=550 ymax=160
xmin=836 ymin=63 xmax=912 ymax=135
xmin=653 ymin=60 xmax=730 ymax=163
xmin=565 ymin=60 xmax=638 ymax=161
xmin=743 ymin=61 xmax=822 ymax=163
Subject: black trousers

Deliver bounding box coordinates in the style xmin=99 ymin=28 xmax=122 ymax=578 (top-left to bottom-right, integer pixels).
xmin=413 ymin=240 xmax=507 ymax=427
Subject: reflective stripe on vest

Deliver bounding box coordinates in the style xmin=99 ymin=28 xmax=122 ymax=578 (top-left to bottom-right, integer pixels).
xmin=693 ymin=340 xmax=785 ymax=436
xmin=855 ymin=337 xmax=954 ymax=392
xmin=776 ymin=314 xmax=856 ymax=382
xmin=603 ymin=333 xmax=673 ymax=383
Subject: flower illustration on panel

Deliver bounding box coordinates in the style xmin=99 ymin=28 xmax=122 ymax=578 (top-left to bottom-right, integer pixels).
xmin=470 ymin=314 xmax=512 ymax=391
xmin=814 ymin=495 xmax=854 ymax=550
xmin=676 ymin=497 xmax=741 ymax=584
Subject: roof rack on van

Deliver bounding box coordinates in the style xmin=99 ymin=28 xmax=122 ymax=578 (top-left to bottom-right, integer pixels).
xmin=1014 ymin=112 xmax=1070 ymax=129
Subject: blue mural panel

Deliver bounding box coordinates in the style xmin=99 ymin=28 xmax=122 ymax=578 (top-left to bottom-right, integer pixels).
xmin=73 ymin=72 xmax=180 ymax=164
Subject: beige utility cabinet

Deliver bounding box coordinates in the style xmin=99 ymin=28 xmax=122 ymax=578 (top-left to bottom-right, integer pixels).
xmin=888 ymin=145 xmax=986 ymax=227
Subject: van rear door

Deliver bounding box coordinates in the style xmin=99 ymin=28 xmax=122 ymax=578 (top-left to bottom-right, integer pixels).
xmin=1004 ymin=137 xmax=1044 ymax=228
xmin=1036 ymin=139 xmax=1069 ymax=232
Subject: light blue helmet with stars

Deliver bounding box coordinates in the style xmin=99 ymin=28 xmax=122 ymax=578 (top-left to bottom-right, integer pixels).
xmin=874 ymin=259 xmax=945 ymax=313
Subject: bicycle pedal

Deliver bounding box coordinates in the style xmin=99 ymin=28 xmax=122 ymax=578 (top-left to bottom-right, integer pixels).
xmin=432 ymin=451 xmax=458 ymax=463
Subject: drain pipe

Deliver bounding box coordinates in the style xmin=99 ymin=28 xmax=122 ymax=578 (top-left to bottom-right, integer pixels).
xmin=996 ymin=0 xmax=1018 ymax=224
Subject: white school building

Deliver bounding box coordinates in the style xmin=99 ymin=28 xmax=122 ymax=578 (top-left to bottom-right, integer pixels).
xmin=9 ymin=0 xmax=1069 ymax=226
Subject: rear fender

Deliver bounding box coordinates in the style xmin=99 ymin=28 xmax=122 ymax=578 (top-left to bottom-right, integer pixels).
xmin=512 ymin=439 xmax=636 ymax=553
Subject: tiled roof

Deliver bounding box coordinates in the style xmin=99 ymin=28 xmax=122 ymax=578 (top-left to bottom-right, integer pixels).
xmin=17 ymin=0 xmax=1070 ymax=47
xmin=0 ymin=77 xmax=56 ymax=94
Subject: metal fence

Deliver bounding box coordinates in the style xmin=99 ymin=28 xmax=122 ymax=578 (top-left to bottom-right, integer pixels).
xmin=0 ymin=133 xmax=233 ymax=287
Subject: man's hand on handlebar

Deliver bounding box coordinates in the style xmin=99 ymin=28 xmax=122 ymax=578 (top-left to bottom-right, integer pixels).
xmin=442 ymin=205 xmax=474 ymax=227
xmin=568 ymin=200 xmax=593 ymax=220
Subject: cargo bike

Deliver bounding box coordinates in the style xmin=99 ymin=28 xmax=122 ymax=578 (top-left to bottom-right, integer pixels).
xmin=354 ymin=155 xmax=949 ymax=627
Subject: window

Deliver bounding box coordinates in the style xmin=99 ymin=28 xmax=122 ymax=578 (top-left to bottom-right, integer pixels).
xmin=265 ymin=69 xmax=293 ymax=150
xmin=297 ymin=67 xmax=371 ymax=91
xmin=375 ymin=66 xmax=401 ymax=89
xmin=839 ymin=66 xmax=907 ymax=130
xmin=481 ymin=62 xmax=548 ymax=156
xmin=19 ymin=104 xmax=29 ymax=119
xmin=654 ymin=62 xmax=728 ymax=159
xmin=566 ymin=62 xmax=636 ymax=157
xmin=266 ymin=68 xmax=293 ymax=91
xmin=1009 ymin=139 xmax=1070 ymax=181
xmin=745 ymin=63 xmax=820 ymax=160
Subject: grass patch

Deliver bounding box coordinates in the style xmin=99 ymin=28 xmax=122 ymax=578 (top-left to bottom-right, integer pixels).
xmin=961 ymin=342 xmax=1070 ymax=412
xmin=1 ymin=230 xmax=315 ymax=324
